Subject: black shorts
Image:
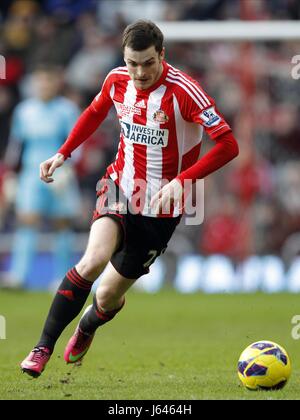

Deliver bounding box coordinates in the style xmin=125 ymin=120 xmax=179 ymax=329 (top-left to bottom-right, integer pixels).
xmin=92 ymin=173 xmax=181 ymax=279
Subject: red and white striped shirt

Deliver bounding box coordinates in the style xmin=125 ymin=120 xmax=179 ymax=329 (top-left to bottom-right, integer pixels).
xmin=59 ymin=60 xmax=237 ymax=217
xmin=90 ymin=61 xmax=231 ymax=215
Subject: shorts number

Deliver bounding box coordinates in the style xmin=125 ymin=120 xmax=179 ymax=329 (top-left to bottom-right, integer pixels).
xmin=143 ymin=248 xmax=166 ymax=268
xmin=143 ymin=250 xmax=158 ymax=268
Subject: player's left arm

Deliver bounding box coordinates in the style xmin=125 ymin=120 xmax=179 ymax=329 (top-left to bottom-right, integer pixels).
xmin=176 ymin=129 xmax=239 ymax=185
xmin=151 ymin=90 xmax=239 ymax=213
xmin=151 ymin=130 xmax=238 ymax=213
xmin=176 ymin=90 xmax=239 ymax=184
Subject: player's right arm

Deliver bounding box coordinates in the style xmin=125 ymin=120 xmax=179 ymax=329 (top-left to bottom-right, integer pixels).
xmin=39 ymin=72 xmax=114 ymax=184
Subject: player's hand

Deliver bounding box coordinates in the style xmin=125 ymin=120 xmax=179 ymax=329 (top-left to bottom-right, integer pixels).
xmin=40 ymin=153 xmax=65 ymax=183
xmin=150 ymin=178 xmax=183 ymax=215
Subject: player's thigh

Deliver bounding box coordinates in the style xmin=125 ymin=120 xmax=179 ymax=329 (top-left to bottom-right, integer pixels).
xmin=79 ymin=216 xmax=123 ymax=265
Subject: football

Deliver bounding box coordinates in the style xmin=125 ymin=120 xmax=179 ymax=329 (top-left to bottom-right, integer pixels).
xmin=238 ymin=341 xmax=291 ymax=390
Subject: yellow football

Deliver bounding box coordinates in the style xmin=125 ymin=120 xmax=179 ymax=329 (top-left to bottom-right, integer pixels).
xmin=238 ymin=340 xmax=291 ymax=390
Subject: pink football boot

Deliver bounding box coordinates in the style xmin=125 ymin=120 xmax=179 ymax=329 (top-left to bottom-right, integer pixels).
xmin=64 ymin=305 xmax=95 ymax=364
xmin=21 ymin=347 xmax=51 ymax=378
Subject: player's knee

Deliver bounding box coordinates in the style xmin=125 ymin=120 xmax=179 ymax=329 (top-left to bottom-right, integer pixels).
xmin=77 ymin=250 xmax=111 ymax=280
xmin=95 ymin=285 xmax=113 ymax=303
xmin=96 ymin=286 xmax=124 ymax=311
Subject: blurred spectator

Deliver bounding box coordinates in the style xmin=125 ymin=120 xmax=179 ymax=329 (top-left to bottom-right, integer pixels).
xmin=43 ymin=0 xmax=97 ymax=20
xmin=200 ymin=194 xmax=250 ymax=261
xmin=270 ymin=103 xmax=300 ymax=164
xmin=26 ymin=14 xmax=79 ymax=70
xmin=1 ymin=0 xmax=39 ymax=56
xmin=276 ymin=162 xmax=300 ymax=242
xmin=0 ymin=162 xmax=9 ymax=230
xmin=0 ymin=39 xmax=24 ymax=89
xmin=2 ymin=65 xmax=81 ymax=288
xmin=97 ymin=0 xmax=168 ymax=31
xmin=254 ymin=197 xmax=286 ymax=255
xmin=226 ymin=145 xmax=274 ymax=206
xmin=0 ymin=86 xmax=16 ymax=157
xmin=179 ymin=0 xmax=240 ymax=21
xmin=65 ymin=26 xmax=115 ymax=95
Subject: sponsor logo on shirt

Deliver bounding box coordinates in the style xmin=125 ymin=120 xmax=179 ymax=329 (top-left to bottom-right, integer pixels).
xmin=153 ymin=109 xmax=169 ymax=124
xmin=199 ymin=106 xmax=221 ymax=127
xmin=120 ymin=121 xmax=169 ymax=147
xmin=114 ymin=101 xmax=142 ymax=117
xmin=135 ymin=99 xmax=147 ymax=109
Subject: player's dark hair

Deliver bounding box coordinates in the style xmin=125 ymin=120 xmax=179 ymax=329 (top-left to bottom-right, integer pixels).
xmin=122 ymin=20 xmax=164 ymax=53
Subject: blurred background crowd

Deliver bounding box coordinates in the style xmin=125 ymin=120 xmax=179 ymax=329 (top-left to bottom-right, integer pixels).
xmin=0 ymin=0 xmax=300 ymax=291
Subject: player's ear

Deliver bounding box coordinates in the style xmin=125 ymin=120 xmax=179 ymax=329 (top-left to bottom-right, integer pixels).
xmin=159 ymin=47 xmax=165 ymax=62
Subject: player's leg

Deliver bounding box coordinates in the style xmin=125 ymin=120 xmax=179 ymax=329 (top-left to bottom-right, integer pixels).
xmin=64 ymin=214 xmax=183 ymax=366
xmin=21 ymin=217 xmax=122 ymax=377
xmin=64 ymin=214 xmax=182 ymax=364
xmin=37 ymin=216 xmax=122 ymax=349
xmin=64 ymin=261 xmax=136 ymax=363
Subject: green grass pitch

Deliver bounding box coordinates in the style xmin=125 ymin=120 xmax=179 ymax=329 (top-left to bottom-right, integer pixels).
xmin=0 ymin=290 xmax=299 ymax=400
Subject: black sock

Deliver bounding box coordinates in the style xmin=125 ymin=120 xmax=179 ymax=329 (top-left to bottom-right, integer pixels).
xmin=36 ymin=268 xmax=92 ymax=352
xmin=79 ymin=295 xmax=125 ymax=335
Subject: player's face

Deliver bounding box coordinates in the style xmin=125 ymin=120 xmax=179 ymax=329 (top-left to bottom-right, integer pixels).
xmin=124 ymin=46 xmax=165 ymax=90
xmin=33 ymin=71 xmax=62 ymax=101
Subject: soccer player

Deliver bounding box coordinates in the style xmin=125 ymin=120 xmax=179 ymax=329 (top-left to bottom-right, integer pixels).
xmin=2 ymin=65 xmax=81 ymax=288
xmin=21 ymin=20 xmax=239 ymax=377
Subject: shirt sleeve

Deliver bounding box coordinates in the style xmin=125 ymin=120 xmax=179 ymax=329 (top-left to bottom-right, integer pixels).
xmin=178 ymin=78 xmax=232 ymax=139
xmin=90 ymin=74 xmax=114 ymax=115
xmin=176 ymin=130 xmax=239 ymax=184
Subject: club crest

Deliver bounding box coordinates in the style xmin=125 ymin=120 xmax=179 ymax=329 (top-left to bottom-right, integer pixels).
xmin=153 ymin=109 xmax=169 ymax=124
